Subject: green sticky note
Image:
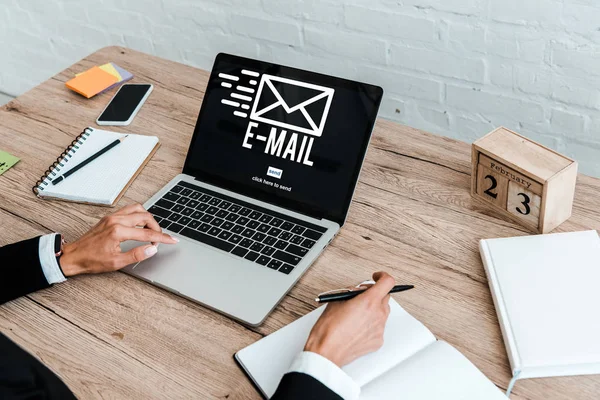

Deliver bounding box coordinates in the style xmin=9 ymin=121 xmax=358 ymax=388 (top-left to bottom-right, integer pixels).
xmin=0 ymin=150 xmax=20 ymax=176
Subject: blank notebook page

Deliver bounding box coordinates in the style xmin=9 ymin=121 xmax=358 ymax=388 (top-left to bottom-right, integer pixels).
xmin=484 ymin=230 xmax=600 ymax=374
xmin=236 ymin=299 xmax=435 ymax=397
xmin=38 ymin=128 xmax=158 ymax=205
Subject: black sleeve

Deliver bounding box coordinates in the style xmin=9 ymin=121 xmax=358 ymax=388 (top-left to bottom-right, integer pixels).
xmin=0 ymin=333 xmax=76 ymax=400
xmin=271 ymin=372 xmax=343 ymax=400
xmin=0 ymin=236 xmax=51 ymax=305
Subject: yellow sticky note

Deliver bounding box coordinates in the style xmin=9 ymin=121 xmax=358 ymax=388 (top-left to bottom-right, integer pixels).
xmin=75 ymin=63 xmax=122 ymax=81
xmin=99 ymin=63 xmax=123 ymax=81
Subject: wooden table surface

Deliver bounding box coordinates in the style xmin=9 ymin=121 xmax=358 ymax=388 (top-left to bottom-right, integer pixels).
xmin=1 ymin=47 xmax=599 ymax=400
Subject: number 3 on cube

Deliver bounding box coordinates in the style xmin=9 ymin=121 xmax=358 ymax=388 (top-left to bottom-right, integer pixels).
xmin=507 ymin=182 xmax=541 ymax=227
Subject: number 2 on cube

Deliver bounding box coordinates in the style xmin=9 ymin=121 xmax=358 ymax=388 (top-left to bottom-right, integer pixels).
xmin=484 ymin=175 xmax=498 ymax=199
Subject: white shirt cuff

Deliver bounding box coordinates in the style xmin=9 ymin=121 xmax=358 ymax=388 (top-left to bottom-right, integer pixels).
xmin=288 ymin=351 xmax=360 ymax=400
xmin=39 ymin=234 xmax=67 ymax=284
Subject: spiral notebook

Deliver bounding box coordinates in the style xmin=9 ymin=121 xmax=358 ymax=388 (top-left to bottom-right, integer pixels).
xmin=33 ymin=127 xmax=159 ymax=206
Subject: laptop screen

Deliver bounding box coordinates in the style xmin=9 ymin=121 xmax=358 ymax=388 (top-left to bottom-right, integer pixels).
xmin=183 ymin=53 xmax=383 ymax=226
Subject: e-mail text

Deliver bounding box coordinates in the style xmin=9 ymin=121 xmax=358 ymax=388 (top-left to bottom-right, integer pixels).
xmin=243 ymin=122 xmax=315 ymax=166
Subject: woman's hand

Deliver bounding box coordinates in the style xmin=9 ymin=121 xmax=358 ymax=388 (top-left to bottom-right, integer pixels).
xmin=304 ymin=271 xmax=395 ymax=367
xmin=59 ymin=203 xmax=178 ymax=277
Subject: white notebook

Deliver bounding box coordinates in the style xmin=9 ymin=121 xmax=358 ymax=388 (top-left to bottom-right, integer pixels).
xmin=235 ymin=299 xmax=507 ymax=399
xmin=34 ymin=127 xmax=159 ymax=206
xmin=480 ymin=230 xmax=600 ymax=387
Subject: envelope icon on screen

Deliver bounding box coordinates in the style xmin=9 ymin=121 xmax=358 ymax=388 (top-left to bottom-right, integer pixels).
xmin=249 ymin=75 xmax=335 ymax=137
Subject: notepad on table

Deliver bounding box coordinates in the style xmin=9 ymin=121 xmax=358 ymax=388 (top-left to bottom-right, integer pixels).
xmin=480 ymin=230 xmax=600 ymax=388
xmin=65 ymin=66 xmax=119 ymax=98
xmin=74 ymin=62 xmax=134 ymax=94
xmin=235 ymin=299 xmax=507 ymax=399
xmin=33 ymin=127 xmax=159 ymax=206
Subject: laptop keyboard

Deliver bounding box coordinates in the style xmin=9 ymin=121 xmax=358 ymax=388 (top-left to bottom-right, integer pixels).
xmin=147 ymin=181 xmax=326 ymax=275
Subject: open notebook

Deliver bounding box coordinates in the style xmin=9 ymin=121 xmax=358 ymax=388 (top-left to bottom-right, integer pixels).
xmin=33 ymin=127 xmax=159 ymax=206
xmin=236 ymin=299 xmax=507 ymax=399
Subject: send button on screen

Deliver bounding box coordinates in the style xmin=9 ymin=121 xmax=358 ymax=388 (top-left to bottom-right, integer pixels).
xmin=267 ymin=166 xmax=283 ymax=179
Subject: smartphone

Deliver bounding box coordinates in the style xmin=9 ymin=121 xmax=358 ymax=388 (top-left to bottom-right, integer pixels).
xmin=96 ymin=83 xmax=153 ymax=126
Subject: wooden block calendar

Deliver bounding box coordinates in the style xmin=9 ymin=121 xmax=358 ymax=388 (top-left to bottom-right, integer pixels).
xmin=471 ymin=127 xmax=578 ymax=233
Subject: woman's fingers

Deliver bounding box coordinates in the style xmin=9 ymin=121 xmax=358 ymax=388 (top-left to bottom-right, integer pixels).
xmin=116 ymin=226 xmax=179 ymax=244
xmin=116 ymin=244 xmax=159 ymax=269
xmin=115 ymin=212 xmax=162 ymax=232
xmin=365 ymin=272 xmax=395 ymax=300
xmin=112 ymin=203 xmax=146 ymax=216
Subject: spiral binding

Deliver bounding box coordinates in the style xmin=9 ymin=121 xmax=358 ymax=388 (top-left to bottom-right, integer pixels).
xmin=32 ymin=127 xmax=93 ymax=195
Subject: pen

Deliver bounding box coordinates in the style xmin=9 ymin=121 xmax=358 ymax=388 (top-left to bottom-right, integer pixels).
xmin=52 ymin=135 xmax=127 ymax=185
xmin=315 ymin=284 xmax=414 ymax=303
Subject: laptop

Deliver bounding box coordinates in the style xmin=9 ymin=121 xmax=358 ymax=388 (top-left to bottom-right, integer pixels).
xmin=122 ymin=53 xmax=383 ymax=326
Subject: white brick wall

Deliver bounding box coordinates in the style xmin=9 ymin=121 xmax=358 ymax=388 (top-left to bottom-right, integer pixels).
xmin=2 ymin=0 xmax=600 ymax=177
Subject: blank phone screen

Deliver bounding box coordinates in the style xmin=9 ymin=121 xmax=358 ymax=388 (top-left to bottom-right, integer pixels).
xmin=98 ymin=84 xmax=151 ymax=122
